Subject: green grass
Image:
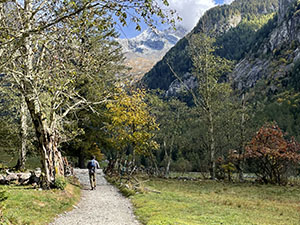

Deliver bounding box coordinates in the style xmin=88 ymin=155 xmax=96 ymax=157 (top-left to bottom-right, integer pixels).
xmin=132 ymin=179 xmax=300 ymax=225
xmin=0 ymin=181 xmax=81 ymax=224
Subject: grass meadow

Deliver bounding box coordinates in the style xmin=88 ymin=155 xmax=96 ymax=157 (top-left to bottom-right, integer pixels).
xmin=132 ymin=178 xmax=300 ymax=225
xmin=0 ymin=181 xmax=81 ymax=224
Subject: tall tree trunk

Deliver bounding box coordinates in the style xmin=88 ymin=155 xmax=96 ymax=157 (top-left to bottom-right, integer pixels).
xmin=16 ymin=96 xmax=28 ymax=170
xmin=209 ymin=109 xmax=216 ymax=180
xmin=26 ymin=97 xmax=64 ymax=186
xmin=164 ymin=138 xmax=173 ymax=178
xmin=22 ymin=0 xmax=64 ymax=187
xmin=238 ymin=93 xmax=246 ymax=182
xmin=163 ymin=140 xmax=170 ymax=177
xmin=78 ymin=149 xmax=85 ymax=168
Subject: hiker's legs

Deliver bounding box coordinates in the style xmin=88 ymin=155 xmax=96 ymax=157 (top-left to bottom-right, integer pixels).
xmin=92 ymin=173 xmax=96 ymax=189
xmin=89 ymin=173 xmax=96 ymax=189
xmin=89 ymin=173 xmax=95 ymax=189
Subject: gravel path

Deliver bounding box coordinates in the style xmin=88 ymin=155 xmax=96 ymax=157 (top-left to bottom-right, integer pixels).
xmin=50 ymin=168 xmax=140 ymax=225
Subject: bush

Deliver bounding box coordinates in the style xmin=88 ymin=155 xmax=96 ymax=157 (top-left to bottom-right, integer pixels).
xmin=245 ymin=122 xmax=300 ymax=185
xmin=171 ymin=158 xmax=192 ymax=175
xmin=53 ymin=176 xmax=68 ymax=190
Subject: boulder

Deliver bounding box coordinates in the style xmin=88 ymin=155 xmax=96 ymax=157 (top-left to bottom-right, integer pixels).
xmin=17 ymin=172 xmax=31 ymax=185
xmin=0 ymin=174 xmax=5 ymax=185
xmin=34 ymin=168 xmax=41 ymax=177
xmin=30 ymin=168 xmax=42 ymax=185
xmin=5 ymin=173 xmax=18 ymax=183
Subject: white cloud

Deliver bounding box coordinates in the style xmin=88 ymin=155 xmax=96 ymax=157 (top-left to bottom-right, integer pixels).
xmin=166 ymin=0 xmax=216 ymax=31
xmin=223 ymin=0 xmax=234 ymax=4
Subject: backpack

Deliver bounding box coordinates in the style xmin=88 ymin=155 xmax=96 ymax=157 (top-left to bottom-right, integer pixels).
xmin=88 ymin=160 xmax=96 ymax=173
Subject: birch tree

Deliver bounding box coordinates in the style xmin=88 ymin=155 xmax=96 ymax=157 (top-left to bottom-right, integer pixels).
xmin=187 ymin=34 xmax=232 ymax=179
xmin=0 ymin=0 xmax=175 ymax=187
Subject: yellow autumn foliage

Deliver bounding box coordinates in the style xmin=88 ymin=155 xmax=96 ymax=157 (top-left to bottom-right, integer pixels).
xmin=106 ymin=87 xmax=159 ymax=155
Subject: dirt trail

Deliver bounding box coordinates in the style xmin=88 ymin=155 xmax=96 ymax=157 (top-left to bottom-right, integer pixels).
xmin=50 ymin=168 xmax=140 ymax=225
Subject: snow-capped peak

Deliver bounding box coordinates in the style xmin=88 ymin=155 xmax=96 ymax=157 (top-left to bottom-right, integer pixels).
xmin=117 ymin=26 xmax=188 ymax=56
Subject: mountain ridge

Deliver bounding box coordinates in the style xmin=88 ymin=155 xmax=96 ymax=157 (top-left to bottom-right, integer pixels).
xmin=142 ymin=0 xmax=279 ymax=91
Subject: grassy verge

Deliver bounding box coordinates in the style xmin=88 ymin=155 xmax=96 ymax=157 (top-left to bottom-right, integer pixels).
xmin=105 ymin=176 xmax=137 ymax=197
xmin=0 ymin=178 xmax=81 ymax=225
xmin=132 ymin=178 xmax=300 ymax=225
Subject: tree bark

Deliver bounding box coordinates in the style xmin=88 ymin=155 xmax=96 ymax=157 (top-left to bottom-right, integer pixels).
xmin=25 ymin=97 xmax=64 ymax=187
xmin=164 ymin=138 xmax=174 ymax=178
xmin=238 ymin=93 xmax=246 ymax=182
xmin=16 ymin=96 xmax=28 ymax=171
xmin=78 ymin=149 xmax=85 ymax=168
xmin=209 ymin=109 xmax=216 ymax=180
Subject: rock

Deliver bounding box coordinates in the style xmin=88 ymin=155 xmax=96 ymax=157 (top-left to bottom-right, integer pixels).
xmin=5 ymin=173 xmax=18 ymax=183
xmin=18 ymin=172 xmax=31 ymax=185
xmin=28 ymin=168 xmax=42 ymax=185
xmin=0 ymin=174 xmax=5 ymax=184
xmin=34 ymin=168 xmax=42 ymax=177
xmin=278 ymin=0 xmax=296 ymax=23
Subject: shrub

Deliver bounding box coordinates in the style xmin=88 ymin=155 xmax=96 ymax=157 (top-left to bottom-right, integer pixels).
xmin=245 ymin=122 xmax=300 ymax=185
xmin=172 ymin=158 xmax=192 ymax=175
xmin=53 ymin=176 xmax=68 ymax=190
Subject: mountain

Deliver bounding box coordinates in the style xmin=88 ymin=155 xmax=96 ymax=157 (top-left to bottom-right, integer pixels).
xmin=141 ymin=0 xmax=300 ymax=138
xmin=117 ymin=26 xmax=187 ymax=81
xmin=231 ymin=0 xmax=300 ymax=91
xmin=142 ymin=0 xmax=279 ymax=90
xmin=229 ymin=0 xmax=300 ymax=139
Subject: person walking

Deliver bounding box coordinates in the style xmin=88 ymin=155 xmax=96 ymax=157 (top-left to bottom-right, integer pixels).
xmin=87 ymin=156 xmax=100 ymax=190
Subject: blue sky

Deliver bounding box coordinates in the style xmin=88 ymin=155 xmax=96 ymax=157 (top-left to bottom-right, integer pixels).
xmin=117 ymin=0 xmax=232 ymax=38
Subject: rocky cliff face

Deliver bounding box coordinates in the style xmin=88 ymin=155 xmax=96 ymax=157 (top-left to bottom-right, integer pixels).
xmin=278 ymin=0 xmax=296 ymax=23
xmin=231 ymin=0 xmax=300 ymax=90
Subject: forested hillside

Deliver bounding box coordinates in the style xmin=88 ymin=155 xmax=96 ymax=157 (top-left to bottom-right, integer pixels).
xmin=142 ymin=0 xmax=279 ymax=90
xmin=231 ymin=0 xmax=300 ymax=140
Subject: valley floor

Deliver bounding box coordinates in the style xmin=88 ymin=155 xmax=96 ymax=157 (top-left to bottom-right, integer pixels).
xmin=132 ymin=178 xmax=300 ymax=225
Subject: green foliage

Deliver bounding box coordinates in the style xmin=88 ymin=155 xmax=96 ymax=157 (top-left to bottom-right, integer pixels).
xmin=106 ymin=176 xmax=136 ymax=197
xmin=147 ymin=95 xmax=192 ymax=174
xmin=53 ymin=176 xmax=68 ymax=190
xmin=248 ymin=58 xmax=300 ymax=143
xmin=215 ymin=13 xmax=276 ymax=60
xmin=171 ymin=157 xmax=192 ymax=174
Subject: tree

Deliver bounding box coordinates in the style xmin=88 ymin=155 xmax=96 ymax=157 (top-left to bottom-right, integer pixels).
xmin=105 ymin=87 xmax=159 ymax=173
xmin=244 ymin=122 xmax=300 ymax=184
xmin=0 ymin=0 xmax=176 ymax=186
xmin=187 ymin=34 xmax=232 ymax=179
xmin=149 ymin=96 xmax=191 ymax=177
